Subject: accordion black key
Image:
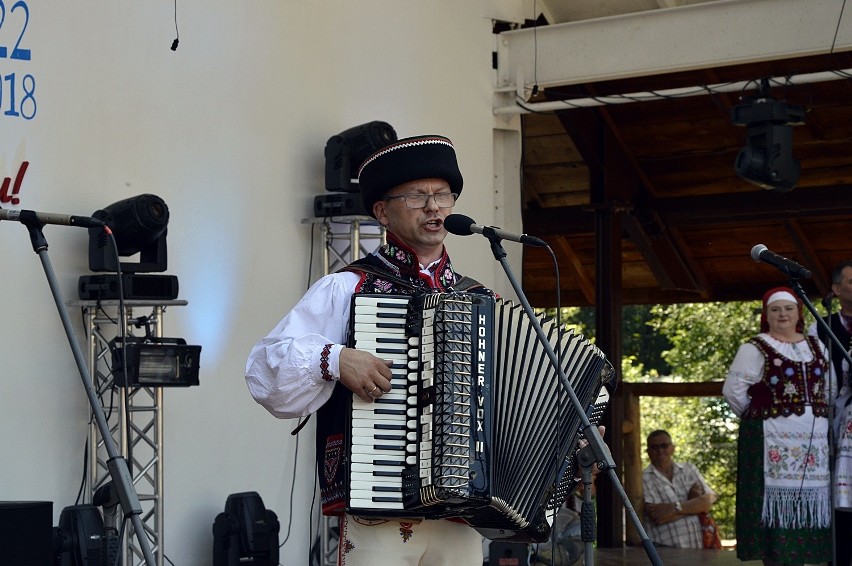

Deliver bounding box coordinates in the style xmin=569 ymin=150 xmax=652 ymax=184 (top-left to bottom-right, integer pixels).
xmin=345 ymin=292 xmax=616 ymax=542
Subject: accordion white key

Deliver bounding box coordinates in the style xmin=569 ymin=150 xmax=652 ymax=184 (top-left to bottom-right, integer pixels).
xmin=345 ymin=291 xmax=616 ymax=542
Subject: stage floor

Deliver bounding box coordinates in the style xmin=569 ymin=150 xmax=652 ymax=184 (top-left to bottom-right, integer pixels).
xmin=593 ymin=546 xmax=784 ymax=566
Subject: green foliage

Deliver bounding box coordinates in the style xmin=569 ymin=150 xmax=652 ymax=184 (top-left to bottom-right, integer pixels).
xmin=648 ymin=301 xmax=761 ymax=382
xmin=555 ymin=305 xmax=672 ymax=375
xmin=640 ymin=396 xmax=738 ymax=538
xmin=638 ymin=301 xmax=764 ymax=539
xmin=553 ymin=300 xmax=786 ymax=540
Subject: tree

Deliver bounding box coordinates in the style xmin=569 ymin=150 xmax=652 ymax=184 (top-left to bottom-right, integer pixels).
xmin=640 ymin=301 xmax=761 ymax=539
xmin=558 ymin=301 xmax=761 ymax=540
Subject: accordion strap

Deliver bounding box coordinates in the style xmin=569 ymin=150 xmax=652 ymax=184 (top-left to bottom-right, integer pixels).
xmin=453 ymin=275 xmax=486 ymax=292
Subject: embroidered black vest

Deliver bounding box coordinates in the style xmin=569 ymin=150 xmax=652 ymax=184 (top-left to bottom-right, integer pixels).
xmin=315 ymin=234 xmax=487 ymax=515
xmin=744 ymin=335 xmax=830 ymax=420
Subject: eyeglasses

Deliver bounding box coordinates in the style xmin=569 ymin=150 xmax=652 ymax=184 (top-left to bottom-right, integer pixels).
xmin=647 ymin=442 xmax=672 ymax=451
xmin=383 ymin=192 xmax=458 ymax=209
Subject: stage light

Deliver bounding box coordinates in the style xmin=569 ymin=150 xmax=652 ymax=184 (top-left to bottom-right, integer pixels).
xmin=316 ymin=121 xmax=397 ymax=216
xmin=88 ymin=194 xmax=170 ymax=273
xmin=324 ymin=121 xmax=397 ymax=193
xmin=731 ymin=82 xmax=805 ymax=193
xmin=212 ymin=492 xmax=279 ymax=566
xmin=79 ymin=194 xmax=179 ymax=300
xmin=110 ymin=336 xmax=201 ymax=387
xmin=53 ymin=505 xmax=110 ymax=566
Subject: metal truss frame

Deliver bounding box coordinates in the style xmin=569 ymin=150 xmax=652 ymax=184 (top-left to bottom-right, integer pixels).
xmin=75 ymin=299 xmax=187 ymax=566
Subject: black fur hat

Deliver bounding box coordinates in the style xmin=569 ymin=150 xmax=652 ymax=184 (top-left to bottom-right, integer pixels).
xmin=357 ymin=135 xmax=463 ymax=217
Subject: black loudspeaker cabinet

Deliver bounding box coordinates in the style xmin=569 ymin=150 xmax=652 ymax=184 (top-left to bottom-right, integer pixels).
xmin=0 ymin=501 xmax=53 ymax=566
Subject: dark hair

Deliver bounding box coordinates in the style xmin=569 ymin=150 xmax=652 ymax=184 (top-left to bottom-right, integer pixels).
xmin=832 ymin=260 xmax=852 ymax=285
xmin=646 ymin=429 xmax=671 ymax=443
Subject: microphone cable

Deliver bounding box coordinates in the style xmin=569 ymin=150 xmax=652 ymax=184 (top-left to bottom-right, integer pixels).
xmin=541 ymin=240 xmax=566 ymax=564
xmin=275 ymin=426 xmax=300 ymax=564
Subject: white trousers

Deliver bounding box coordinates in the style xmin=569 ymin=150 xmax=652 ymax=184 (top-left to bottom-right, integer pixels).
xmin=337 ymin=515 xmax=483 ymax=566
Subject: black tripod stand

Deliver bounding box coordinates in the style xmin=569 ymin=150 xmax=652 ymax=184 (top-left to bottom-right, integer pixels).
xmin=14 ymin=216 xmax=156 ymax=566
xmin=477 ymin=228 xmax=663 ymax=566
xmin=788 ymin=279 xmax=852 ymax=566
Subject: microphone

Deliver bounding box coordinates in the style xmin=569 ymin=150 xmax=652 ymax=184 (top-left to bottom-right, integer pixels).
xmin=822 ymin=291 xmax=834 ymax=310
xmin=0 ymin=207 xmax=106 ymax=228
xmin=444 ymin=213 xmax=548 ymax=247
xmin=750 ymin=244 xmax=812 ymax=279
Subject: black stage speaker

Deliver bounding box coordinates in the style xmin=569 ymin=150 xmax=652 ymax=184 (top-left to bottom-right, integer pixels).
xmin=0 ymin=501 xmax=53 ymax=566
xmin=78 ymin=274 xmax=179 ymax=301
xmin=313 ymin=194 xmax=368 ymax=217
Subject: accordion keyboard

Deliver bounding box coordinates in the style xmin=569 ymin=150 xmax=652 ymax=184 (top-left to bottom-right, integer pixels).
xmin=348 ymin=295 xmax=413 ymax=511
xmin=344 ymin=291 xmax=617 ymax=540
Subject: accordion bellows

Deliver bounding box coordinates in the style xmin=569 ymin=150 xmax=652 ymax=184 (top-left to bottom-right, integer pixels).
xmin=346 ymin=292 xmax=617 ymax=542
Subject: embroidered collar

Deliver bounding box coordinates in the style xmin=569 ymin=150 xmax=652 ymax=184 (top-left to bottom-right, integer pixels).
xmin=373 ymin=233 xmax=457 ymax=291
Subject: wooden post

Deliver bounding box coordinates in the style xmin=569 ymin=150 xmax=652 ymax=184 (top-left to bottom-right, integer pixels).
xmin=622 ymin=384 xmax=643 ymax=545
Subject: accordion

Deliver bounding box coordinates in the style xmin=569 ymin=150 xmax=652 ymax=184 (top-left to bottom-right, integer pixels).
xmin=345 ymin=291 xmax=616 ymax=542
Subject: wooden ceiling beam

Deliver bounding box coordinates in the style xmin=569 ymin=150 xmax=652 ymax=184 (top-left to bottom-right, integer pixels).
xmin=622 ymin=209 xmax=703 ymax=292
xmin=553 ymin=236 xmax=596 ymax=304
xmin=525 ymin=185 xmax=852 ymax=236
xmin=552 ymin=105 xmax=705 ymax=293
xmin=784 ymin=219 xmax=831 ymax=296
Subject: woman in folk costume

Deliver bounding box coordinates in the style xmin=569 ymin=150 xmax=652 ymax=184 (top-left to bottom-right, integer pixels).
xmin=723 ymin=286 xmax=835 ymax=565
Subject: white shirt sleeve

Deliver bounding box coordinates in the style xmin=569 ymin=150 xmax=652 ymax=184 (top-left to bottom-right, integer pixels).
xmin=723 ymin=341 xmax=764 ymax=417
xmin=244 ymin=271 xmax=360 ymax=419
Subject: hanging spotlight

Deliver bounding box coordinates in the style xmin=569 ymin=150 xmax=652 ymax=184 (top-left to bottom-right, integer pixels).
xmin=731 ymin=80 xmax=805 ymax=193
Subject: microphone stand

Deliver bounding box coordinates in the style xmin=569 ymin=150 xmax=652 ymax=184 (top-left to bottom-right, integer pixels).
xmin=576 ymin=444 xmax=600 ymax=566
xmin=788 ymin=279 xmax=851 ymax=566
xmin=17 ymin=218 xmax=156 ymax=566
xmin=479 ymin=228 xmax=663 ymax=566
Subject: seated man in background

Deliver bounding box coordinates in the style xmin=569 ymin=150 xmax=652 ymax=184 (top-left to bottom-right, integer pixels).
xmin=642 ymin=429 xmax=718 ymax=549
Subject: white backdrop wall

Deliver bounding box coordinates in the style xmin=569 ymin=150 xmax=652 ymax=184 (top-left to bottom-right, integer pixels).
xmin=0 ymin=1 xmax=523 ymax=564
